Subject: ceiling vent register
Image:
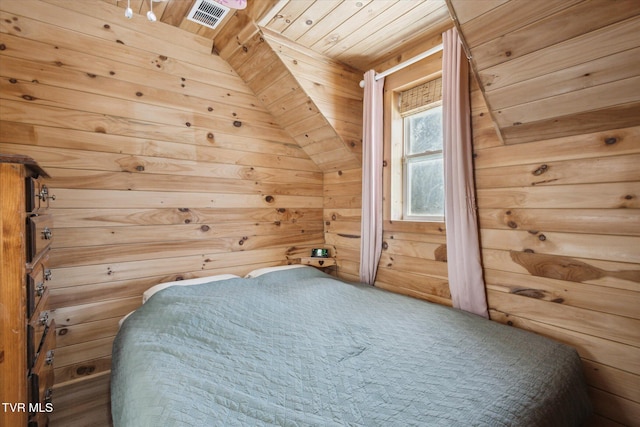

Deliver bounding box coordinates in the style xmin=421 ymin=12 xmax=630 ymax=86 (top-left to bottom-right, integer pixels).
xmin=187 ymin=0 xmax=230 ymax=29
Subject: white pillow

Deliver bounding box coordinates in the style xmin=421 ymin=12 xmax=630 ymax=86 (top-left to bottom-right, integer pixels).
xmin=142 ymin=274 xmax=240 ymax=304
xmin=118 ymin=310 xmax=136 ymax=329
xmin=244 ymin=264 xmax=309 ymax=278
xmin=118 ymin=274 xmax=241 ymax=329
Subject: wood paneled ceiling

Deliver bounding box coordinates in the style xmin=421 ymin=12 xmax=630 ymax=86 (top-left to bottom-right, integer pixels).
xmin=258 ymin=0 xmax=451 ymax=71
xmin=448 ymin=0 xmax=640 ymax=145
xmin=102 ymin=0 xmax=453 ymax=71
xmin=99 ymin=0 xmax=640 ymax=149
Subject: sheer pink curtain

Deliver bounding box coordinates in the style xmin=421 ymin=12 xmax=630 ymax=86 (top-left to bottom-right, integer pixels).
xmin=442 ymin=28 xmax=489 ymax=318
xmin=360 ymin=70 xmax=385 ymax=285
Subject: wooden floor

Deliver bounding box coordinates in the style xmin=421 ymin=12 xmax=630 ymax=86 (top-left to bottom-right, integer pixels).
xmin=50 ymin=374 xmax=112 ymax=427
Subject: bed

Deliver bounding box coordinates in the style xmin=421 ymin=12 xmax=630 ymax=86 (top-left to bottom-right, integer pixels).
xmin=111 ymin=266 xmax=591 ymax=426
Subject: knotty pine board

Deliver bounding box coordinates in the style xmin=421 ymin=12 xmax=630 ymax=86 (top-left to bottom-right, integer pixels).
xmin=478 ymin=16 xmax=639 ymax=92
xmin=478 ymin=208 xmax=640 ymax=237
xmin=487 ymin=48 xmax=640 ymax=111
xmin=484 ymin=268 xmax=639 ymax=320
xmin=481 ymin=248 xmax=639 ymax=293
xmin=471 ymin=0 xmax=638 ymax=71
xmin=48 ymin=207 xmax=323 ymax=229
xmin=459 ymin=0 xmax=582 ymax=48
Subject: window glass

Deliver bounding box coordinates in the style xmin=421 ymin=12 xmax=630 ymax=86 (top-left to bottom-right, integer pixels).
xmin=402 ymin=104 xmax=443 ymax=221
xmin=406 ymin=107 xmax=443 ymax=155
xmin=406 ymin=155 xmax=444 ymax=217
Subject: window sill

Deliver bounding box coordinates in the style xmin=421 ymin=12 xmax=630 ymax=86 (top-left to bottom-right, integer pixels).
xmin=395 ymin=218 xmax=444 ymax=223
xmin=386 ymin=219 xmax=446 ymax=233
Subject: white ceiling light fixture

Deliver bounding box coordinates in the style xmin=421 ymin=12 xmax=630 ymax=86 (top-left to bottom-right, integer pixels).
xmin=122 ymin=0 xmax=167 ymax=21
xmin=147 ymin=1 xmax=156 ymax=22
xmin=124 ymin=0 xmax=133 ymax=19
xmin=147 ymin=0 xmax=168 ymax=22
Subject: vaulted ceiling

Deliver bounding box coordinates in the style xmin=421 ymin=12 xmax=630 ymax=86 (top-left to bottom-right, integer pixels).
xmin=99 ymin=0 xmax=453 ymax=171
xmin=102 ymin=0 xmax=640 ymax=150
xmin=103 ymin=0 xmax=452 ymax=72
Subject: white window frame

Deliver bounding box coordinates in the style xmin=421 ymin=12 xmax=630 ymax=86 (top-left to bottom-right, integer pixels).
xmin=384 ymin=65 xmax=445 ymax=226
xmin=400 ymin=101 xmax=444 ymax=222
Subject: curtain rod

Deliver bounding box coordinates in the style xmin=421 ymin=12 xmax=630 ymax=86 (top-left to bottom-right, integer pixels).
xmin=359 ymin=43 xmax=443 ymax=88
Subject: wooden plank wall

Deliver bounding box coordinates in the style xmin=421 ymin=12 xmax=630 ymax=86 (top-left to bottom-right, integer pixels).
xmin=220 ymin=22 xmax=363 ymax=172
xmin=324 ymin=167 xmax=362 ymax=281
xmin=473 ymin=83 xmax=640 ymax=426
xmin=447 ymin=1 xmax=640 ymax=423
xmin=263 ymin=29 xmax=363 ymax=171
xmin=217 ymin=20 xmax=364 ymax=276
xmin=451 ymin=0 xmax=640 ymax=145
xmin=0 ymin=0 xmax=324 ymax=425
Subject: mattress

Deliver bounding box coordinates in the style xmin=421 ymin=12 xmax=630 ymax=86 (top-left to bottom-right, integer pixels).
xmin=111 ymin=266 xmax=591 ymax=426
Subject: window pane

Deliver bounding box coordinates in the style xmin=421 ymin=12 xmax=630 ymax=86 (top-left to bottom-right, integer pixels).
xmin=405 ymin=106 xmax=442 ymax=155
xmin=407 ymin=155 xmax=444 ymax=217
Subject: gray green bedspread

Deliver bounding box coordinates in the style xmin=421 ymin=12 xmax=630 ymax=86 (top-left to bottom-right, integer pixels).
xmin=111 ymin=267 xmax=591 ymax=426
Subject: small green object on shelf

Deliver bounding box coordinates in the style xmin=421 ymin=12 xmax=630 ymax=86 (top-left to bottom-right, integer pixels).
xmin=311 ymin=248 xmax=329 ymax=258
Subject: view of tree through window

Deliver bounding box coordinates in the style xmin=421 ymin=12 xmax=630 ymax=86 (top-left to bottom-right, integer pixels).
xmin=403 ymin=105 xmax=444 ymax=220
